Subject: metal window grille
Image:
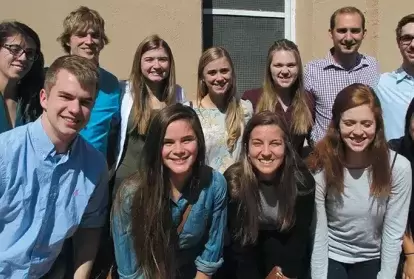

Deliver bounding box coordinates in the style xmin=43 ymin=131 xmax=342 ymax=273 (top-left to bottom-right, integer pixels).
xmin=202 ymin=0 xmax=295 ymax=94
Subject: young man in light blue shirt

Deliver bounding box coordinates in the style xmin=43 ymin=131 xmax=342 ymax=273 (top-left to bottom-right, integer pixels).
xmin=0 ymin=55 xmax=108 ymax=279
xmin=376 ymin=14 xmax=414 ymax=140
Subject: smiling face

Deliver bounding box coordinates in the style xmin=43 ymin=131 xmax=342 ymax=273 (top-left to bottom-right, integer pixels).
xmin=339 ymin=104 xmax=376 ymax=153
xmin=330 ymin=13 xmax=365 ymax=55
xmin=141 ymin=47 xmax=170 ymax=83
xmin=0 ymin=33 xmax=36 ymax=81
xmin=162 ymin=119 xmax=198 ymax=179
xmin=40 ymin=69 xmax=95 ymax=142
xmin=270 ymin=50 xmax=299 ymax=89
xmin=68 ymin=28 xmax=102 ymax=62
xmin=398 ymin=22 xmax=414 ymax=66
xmin=202 ymin=57 xmax=232 ymax=96
xmin=248 ymin=124 xmax=285 ymax=180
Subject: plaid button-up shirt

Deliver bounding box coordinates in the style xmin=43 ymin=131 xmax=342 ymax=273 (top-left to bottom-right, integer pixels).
xmin=304 ymin=49 xmax=380 ymax=144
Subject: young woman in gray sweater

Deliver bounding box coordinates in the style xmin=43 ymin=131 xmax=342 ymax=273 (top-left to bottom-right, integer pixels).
xmin=307 ymin=83 xmax=412 ymax=279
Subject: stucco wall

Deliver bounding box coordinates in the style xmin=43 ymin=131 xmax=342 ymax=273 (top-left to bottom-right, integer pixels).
xmin=2 ymin=1 xmax=411 ymax=100
xmin=0 ymin=0 xmax=202 ymax=98
xmin=295 ymin=0 xmax=410 ymax=73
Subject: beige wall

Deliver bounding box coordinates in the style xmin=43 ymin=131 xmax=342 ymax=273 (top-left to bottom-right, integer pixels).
xmin=295 ymin=0 xmax=409 ymax=73
xmin=0 ymin=0 xmax=202 ymax=98
xmin=2 ymin=0 xmax=411 ymax=100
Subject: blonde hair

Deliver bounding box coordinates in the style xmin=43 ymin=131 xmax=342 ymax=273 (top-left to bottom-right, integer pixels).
xmin=197 ymin=47 xmax=244 ymax=153
xmin=256 ymin=39 xmax=313 ymax=135
xmin=45 ymin=55 xmax=99 ymax=98
xmin=130 ymin=34 xmax=176 ymax=134
xmin=58 ymin=6 xmax=109 ymax=53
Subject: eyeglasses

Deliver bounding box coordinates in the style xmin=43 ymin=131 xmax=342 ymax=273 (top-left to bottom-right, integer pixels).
xmin=400 ymin=35 xmax=414 ymax=46
xmin=2 ymin=44 xmax=39 ymax=61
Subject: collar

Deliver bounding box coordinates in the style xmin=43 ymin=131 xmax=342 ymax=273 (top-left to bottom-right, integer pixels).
xmin=322 ymin=48 xmax=368 ymax=70
xmin=29 ymin=116 xmax=79 ymax=161
xmin=394 ymin=67 xmax=413 ymax=83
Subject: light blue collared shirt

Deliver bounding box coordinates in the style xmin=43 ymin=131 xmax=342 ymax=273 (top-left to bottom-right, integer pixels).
xmin=376 ymin=68 xmax=414 ymax=140
xmin=0 ymin=117 xmax=109 ymax=279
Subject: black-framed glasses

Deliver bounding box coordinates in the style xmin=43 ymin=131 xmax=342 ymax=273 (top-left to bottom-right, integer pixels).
xmin=2 ymin=44 xmax=39 ymax=61
xmin=400 ymin=34 xmax=414 ymax=46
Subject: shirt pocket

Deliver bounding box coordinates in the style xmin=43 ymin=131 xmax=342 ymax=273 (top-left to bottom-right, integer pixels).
xmin=180 ymin=207 xmax=209 ymax=248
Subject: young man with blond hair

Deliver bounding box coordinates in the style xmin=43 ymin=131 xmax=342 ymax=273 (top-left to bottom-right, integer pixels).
xmin=58 ymin=6 xmax=120 ymax=171
xmin=0 ymin=55 xmax=108 ymax=279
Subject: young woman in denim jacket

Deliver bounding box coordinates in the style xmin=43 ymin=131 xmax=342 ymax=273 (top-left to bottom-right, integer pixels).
xmin=111 ymin=104 xmax=227 ymax=279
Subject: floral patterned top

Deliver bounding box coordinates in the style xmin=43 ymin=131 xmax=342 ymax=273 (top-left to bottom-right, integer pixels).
xmin=185 ymin=99 xmax=253 ymax=173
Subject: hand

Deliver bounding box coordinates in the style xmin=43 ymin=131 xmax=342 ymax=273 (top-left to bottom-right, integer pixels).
xmin=403 ymin=256 xmax=414 ymax=279
xmin=275 ymin=267 xmax=296 ymax=279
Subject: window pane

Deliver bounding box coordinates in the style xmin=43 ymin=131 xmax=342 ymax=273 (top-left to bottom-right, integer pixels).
xmin=203 ymin=15 xmax=285 ymax=95
xmin=203 ymin=0 xmax=284 ymax=12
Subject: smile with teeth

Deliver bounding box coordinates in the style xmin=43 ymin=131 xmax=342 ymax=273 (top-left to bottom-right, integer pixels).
xmin=170 ymin=157 xmax=189 ymax=163
xmin=350 ymin=138 xmax=366 ymax=143
xmin=214 ymin=83 xmax=226 ymax=88
xmin=12 ymin=64 xmax=25 ymax=70
xmin=62 ymin=116 xmax=79 ymax=124
xmin=259 ymin=159 xmax=274 ymax=165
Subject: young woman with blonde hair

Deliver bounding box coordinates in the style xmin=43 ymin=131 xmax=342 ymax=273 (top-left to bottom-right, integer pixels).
xmin=243 ymin=39 xmax=313 ymax=156
xmin=114 ymin=34 xmax=185 ymax=196
xmin=187 ymin=47 xmax=252 ymax=173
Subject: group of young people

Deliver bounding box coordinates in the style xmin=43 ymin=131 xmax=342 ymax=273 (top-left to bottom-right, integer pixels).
xmin=1 ymin=4 xmax=414 ymax=279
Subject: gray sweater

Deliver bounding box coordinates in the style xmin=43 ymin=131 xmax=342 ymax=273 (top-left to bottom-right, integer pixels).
xmin=311 ymin=150 xmax=412 ymax=279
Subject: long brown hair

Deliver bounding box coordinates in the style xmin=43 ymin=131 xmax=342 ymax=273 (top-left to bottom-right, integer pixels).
xmin=224 ymin=111 xmax=313 ymax=245
xmin=130 ymin=34 xmax=177 ymax=134
xmin=116 ymin=104 xmax=206 ymax=279
xmin=307 ymin=83 xmax=391 ymax=197
xmin=197 ymin=47 xmax=244 ymax=153
xmin=0 ymin=21 xmax=44 ymax=123
xmin=256 ymin=39 xmax=313 ymax=135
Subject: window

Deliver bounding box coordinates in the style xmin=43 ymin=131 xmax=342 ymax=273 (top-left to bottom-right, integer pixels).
xmin=203 ymin=0 xmax=295 ymax=94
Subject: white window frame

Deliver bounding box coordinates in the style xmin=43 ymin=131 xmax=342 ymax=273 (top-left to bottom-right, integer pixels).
xmin=202 ymin=0 xmax=295 ymax=42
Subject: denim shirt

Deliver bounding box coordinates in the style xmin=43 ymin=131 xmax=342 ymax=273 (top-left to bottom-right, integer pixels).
xmin=111 ymin=166 xmax=227 ymax=279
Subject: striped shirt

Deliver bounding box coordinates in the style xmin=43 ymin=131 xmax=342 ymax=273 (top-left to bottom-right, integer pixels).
xmin=304 ymin=49 xmax=380 ymax=144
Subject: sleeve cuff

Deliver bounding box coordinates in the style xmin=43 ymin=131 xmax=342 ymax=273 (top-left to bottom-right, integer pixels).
xmin=194 ymin=256 xmax=224 ymax=275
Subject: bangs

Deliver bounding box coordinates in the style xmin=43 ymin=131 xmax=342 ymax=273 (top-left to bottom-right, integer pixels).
xmin=71 ymin=17 xmax=103 ymax=36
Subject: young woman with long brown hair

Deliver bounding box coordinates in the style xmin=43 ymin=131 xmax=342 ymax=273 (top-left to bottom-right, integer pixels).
xmin=308 ymin=83 xmax=412 ymax=279
xmin=0 ymin=21 xmax=44 ymax=132
xmin=217 ymin=111 xmax=315 ymax=279
xmin=112 ymin=104 xmax=227 ymax=279
xmin=186 ymin=47 xmax=253 ymax=173
xmin=242 ymin=39 xmax=313 ymax=156
xmin=114 ymin=34 xmax=186 ymax=195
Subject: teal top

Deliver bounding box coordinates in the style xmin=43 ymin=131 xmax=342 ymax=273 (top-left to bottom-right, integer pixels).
xmin=0 ymin=95 xmax=22 ymax=134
